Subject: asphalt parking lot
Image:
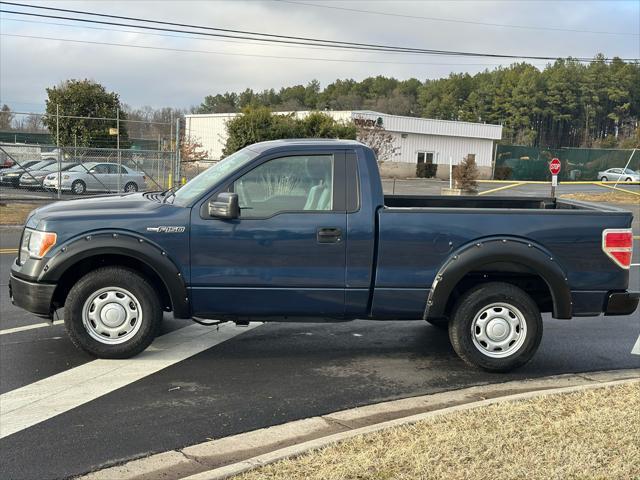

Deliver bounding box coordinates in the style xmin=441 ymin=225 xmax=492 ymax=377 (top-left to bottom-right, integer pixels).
xmin=1 ymin=182 xmax=639 ymax=480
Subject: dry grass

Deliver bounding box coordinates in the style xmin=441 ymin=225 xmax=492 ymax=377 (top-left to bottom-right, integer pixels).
xmin=0 ymin=203 xmax=37 ymax=225
xmin=561 ymin=190 xmax=639 ymax=204
xmin=237 ymin=383 xmax=640 ymax=480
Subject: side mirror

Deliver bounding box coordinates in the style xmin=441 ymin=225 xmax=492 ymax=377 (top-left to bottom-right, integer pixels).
xmin=208 ymin=192 xmax=239 ymax=219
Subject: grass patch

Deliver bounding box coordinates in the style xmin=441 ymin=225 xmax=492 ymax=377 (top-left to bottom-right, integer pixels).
xmin=561 ymin=190 xmax=639 ymax=204
xmin=0 ymin=203 xmax=37 ymax=225
xmin=236 ymin=382 xmax=640 ymax=480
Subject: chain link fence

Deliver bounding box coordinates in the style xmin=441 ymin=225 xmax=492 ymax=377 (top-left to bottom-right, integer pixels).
xmin=0 ymin=143 xmax=177 ymax=199
xmin=495 ymin=145 xmax=639 ymax=181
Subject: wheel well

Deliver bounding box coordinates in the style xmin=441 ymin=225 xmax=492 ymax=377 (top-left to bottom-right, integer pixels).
xmin=52 ymin=254 xmax=172 ymax=312
xmin=443 ymin=265 xmax=553 ymax=319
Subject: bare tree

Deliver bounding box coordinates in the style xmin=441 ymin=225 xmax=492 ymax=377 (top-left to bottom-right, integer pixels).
xmin=356 ymin=124 xmax=399 ymax=162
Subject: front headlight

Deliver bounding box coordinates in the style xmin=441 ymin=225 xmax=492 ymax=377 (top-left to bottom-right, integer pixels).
xmin=19 ymin=228 xmax=57 ymax=263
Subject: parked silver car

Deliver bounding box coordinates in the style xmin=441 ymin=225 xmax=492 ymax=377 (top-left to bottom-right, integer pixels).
xmin=597 ymin=168 xmax=640 ymax=182
xmin=19 ymin=161 xmax=79 ymax=189
xmin=42 ymin=162 xmax=146 ymax=194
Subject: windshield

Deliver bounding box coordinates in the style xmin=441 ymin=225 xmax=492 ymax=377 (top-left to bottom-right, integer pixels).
xmin=26 ymin=160 xmax=53 ymax=170
xmin=172 ymin=147 xmax=258 ymax=206
xmin=42 ymin=162 xmax=76 ymax=172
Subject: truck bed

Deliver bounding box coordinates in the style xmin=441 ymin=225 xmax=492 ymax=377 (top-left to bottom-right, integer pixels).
xmin=383 ymin=195 xmax=620 ymax=211
xmin=371 ymin=196 xmax=633 ymax=319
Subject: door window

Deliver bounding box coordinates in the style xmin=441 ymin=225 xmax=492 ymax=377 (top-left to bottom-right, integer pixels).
xmin=417 ymin=152 xmax=434 ymax=164
xmin=92 ymin=164 xmax=109 ymax=174
xmin=232 ymin=155 xmax=334 ymax=218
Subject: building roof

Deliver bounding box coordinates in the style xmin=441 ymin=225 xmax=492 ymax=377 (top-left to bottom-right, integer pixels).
xmin=351 ymin=111 xmax=503 ymax=140
xmin=185 ymin=110 xmax=503 ymax=141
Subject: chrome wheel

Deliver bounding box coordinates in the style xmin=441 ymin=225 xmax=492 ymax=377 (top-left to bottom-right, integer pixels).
xmin=124 ymin=182 xmax=138 ymax=192
xmin=72 ymin=180 xmax=86 ymax=194
xmin=471 ymin=302 xmax=527 ymax=358
xmin=82 ymin=287 xmax=143 ymax=344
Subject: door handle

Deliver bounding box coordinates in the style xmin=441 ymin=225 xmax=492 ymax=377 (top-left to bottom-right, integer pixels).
xmin=317 ymin=227 xmax=342 ymax=244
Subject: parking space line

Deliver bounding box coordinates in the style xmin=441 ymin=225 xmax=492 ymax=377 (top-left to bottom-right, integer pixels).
xmin=0 ymin=320 xmax=64 ymax=336
xmin=0 ymin=248 xmax=18 ymax=254
xmin=0 ymin=322 xmax=261 ymax=439
xmin=478 ymin=182 xmax=526 ymax=196
xmin=596 ymin=182 xmax=640 ymax=196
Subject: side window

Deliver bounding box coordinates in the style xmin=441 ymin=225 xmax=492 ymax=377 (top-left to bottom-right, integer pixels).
xmin=232 ymin=155 xmax=334 ymax=218
xmin=119 ymin=166 xmax=128 ymax=174
xmin=93 ymin=164 xmax=109 ymax=174
xmin=106 ymin=164 xmax=120 ymax=174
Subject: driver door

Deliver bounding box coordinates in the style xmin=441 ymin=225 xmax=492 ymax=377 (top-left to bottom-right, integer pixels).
xmin=190 ymin=152 xmax=347 ymax=319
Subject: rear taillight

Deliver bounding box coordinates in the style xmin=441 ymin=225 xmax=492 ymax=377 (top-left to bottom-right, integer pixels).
xmin=603 ymin=229 xmax=633 ymax=269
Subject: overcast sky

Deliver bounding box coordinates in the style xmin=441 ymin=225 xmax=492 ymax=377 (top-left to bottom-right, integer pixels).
xmin=1 ymin=0 xmax=639 ymax=112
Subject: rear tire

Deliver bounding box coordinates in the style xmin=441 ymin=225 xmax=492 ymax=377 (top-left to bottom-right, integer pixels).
xmin=124 ymin=182 xmax=138 ymax=192
xmin=64 ymin=267 xmax=162 ymax=358
xmin=71 ymin=180 xmax=86 ymax=195
xmin=625 ymin=177 xmax=632 ymax=182
xmin=448 ymin=282 xmax=542 ymax=372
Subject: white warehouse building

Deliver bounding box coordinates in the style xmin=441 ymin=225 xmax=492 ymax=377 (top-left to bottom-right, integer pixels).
xmin=184 ymin=110 xmax=502 ymax=178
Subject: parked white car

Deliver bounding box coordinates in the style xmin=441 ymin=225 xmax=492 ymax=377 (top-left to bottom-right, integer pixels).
xmin=19 ymin=161 xmax=79 ymax=189
xmin=597 ymin=168 xmax=639 ymax=182
xmin=42 ymin=162 xmax=146 ymax=194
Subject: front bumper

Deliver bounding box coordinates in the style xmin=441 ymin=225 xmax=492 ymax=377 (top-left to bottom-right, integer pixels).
xmin=20 ymin=178 xmax=44 ymax=187
xmin=604 ymin=291 xmax=640 ymax=316
xmin=9 ymin=272 xmax=56 ymax=318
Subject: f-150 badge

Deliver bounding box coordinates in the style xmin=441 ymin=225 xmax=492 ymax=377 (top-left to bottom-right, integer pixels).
xmin=146 ymin=226 xmax=186 ymax=233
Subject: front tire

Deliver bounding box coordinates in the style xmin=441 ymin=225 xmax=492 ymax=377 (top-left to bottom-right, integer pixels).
xmin=71 ymin=180 xmax=86 ymax=195
xmin=64 ymin=267 xmax=162 ymax=358
xmin=600 ymin=176 xmax=608 ymax=182
xmin=448 ymin=282 xmax=542 ymax=372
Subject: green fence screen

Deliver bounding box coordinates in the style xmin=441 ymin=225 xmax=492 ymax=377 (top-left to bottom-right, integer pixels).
xmin=495 ymin=145 xmax=639 ymax=181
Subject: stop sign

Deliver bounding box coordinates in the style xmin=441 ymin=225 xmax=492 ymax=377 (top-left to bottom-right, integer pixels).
xmin=549 ymin=158 xmax=561 ymax=175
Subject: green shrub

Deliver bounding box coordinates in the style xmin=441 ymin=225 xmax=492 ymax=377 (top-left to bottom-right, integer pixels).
xmin=416 ymin=163 xmax=438 ymax=178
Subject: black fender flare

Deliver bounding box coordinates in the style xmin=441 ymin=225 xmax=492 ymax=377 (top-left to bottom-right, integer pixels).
xmin=424 ymin=237 xmax=572 ymax=320
xmin=39 ymin=230 xmax=190 ymax=319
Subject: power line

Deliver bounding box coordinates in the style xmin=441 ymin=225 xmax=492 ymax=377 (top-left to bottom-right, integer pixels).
xmin=0 ymin=1 xmax=490 ymax=56
xmin=0 ymin=2 xmax=634 ymax=62
xmin=275 ymin=0 xmax=640 ymax=37
xmin=0 ymin=33 xmax=554 ymax=67
xmin=1 ymin=16 xmax=517 ymax=59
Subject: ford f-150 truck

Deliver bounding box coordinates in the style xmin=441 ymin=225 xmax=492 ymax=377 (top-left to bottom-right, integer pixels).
xmin=9 ymin=139 xmax=639 ymax=372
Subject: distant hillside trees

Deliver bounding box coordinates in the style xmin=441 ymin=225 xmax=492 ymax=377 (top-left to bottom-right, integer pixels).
xmin=196 ymin=56 xmax=639 ymax=149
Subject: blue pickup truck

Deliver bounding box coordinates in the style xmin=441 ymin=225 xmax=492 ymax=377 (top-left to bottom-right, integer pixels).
xmin=9 ymin=139 xmax=639 ymax=372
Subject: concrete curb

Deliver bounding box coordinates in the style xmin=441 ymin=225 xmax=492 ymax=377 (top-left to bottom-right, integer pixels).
xmin=79 ymin=368 xmax=640 ymax=480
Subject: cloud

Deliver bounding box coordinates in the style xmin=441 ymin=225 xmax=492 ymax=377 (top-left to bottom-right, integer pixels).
xmin=1 ymin=0 xmax=638 ymax=111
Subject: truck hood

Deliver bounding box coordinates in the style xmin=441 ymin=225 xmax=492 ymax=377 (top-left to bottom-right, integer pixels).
xmin=26 ymin=192 xmax=186 ymax=233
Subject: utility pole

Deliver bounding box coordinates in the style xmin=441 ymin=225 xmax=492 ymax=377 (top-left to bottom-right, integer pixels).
xmin=116 ymin=108 xmax=121 ymax=193
xmin=56 ymin=104 xmax=61 ymax=199
xmin=175 ymin=116 xmax=180 ymax=187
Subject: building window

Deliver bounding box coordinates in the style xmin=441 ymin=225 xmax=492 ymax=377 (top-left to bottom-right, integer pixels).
xmin=416 ymin=152 xmax=434 ymax=164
